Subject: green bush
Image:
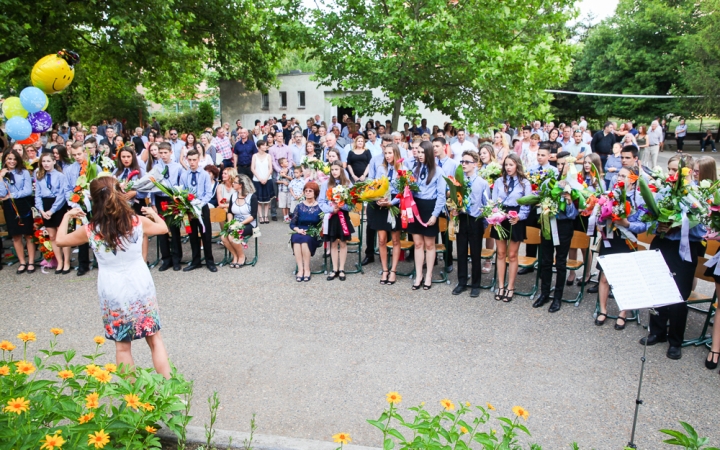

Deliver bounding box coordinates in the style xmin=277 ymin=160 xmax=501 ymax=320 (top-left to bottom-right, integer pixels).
xmin=154 ymin=110 xmax=208 ymax=136
xmin=0 ymin=329 xmax=192 ymax=450
xmin=197 ymin=101 xmax=214 ymax=130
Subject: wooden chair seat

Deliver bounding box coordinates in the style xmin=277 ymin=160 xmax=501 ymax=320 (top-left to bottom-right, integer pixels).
xmin=566 ymin=259 xmax=583 ymax=270
xmin=481 ymin=248 xmax=495 ymax=259
xmin=435 ymin=243 xmax=446 ymax=252
xmin=349 ymin=236 xmax=361 ymax=244
xmin=388 ymin=240 xmax=413 ymax=250
xmin=688 ymin=291 xmax=712 ymax=303
xmin=517 ymin=256 xmax=537 ymax=267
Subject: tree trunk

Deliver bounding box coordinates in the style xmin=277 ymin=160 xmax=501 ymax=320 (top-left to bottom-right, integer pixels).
xmin=391 ymin=98 xmax=402 ymax=134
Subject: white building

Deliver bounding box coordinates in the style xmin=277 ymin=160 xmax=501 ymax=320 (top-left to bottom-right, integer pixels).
xmin=219 ymin=71 xmax=453 ymax=130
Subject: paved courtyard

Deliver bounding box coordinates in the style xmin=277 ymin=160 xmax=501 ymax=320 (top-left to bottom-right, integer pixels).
xmin=1 ymin=150 xmax=719 ymax=449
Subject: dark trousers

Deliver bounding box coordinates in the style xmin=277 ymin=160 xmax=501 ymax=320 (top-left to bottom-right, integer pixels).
xmin=188 ymin=205 xmax=214 ymax=266
xmin=236 ymin=164 xmax=252 ymax=178
xmin=649 ymin=237 xmax=700 ymax=347
xmin=440 ymin=213 xmax=453 ymax=267
xmin=456 ymin=214 xmax=484 ymax=288
xmin=365 ymin=225 xmax=376 ymax=258
xmin=156 ymin=196 xmax=182 ymax=265
xmin=525 ymin=207 xmax=539 ymax=258
xmin=676 ymin=136 xmax=685 ymax=150
xmin=270 ymin=172 xmax=279 ymax=218
xmin=222 ymin=158 xmax=235 ymax=169
xmin=77 ymin=243 xmax=90 ymax=270
xmin=701 ymin=137 xmax=716 ymax=151
xmin=540 ymin=219 xmax=574 ymax=299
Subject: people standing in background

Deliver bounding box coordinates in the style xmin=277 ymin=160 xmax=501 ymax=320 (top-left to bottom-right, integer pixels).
xmin=675 ymin=119 xmax=688 ymax=155
xmin=646 ymin=120 xmax=664 ymax=169
xmin=251 ymin=140 xmax=275 ymax=224
xmin=591 ymin=121 xmax=616 ymax=168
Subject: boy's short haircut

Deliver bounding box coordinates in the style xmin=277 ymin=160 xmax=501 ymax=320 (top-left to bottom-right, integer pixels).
xmin=158 ymin=142 xmax=172 ymax=151
xmin=278 ymin=157 xmax=287 ymax=165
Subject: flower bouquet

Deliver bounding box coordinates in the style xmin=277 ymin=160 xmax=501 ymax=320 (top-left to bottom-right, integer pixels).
xmin=526 ymin=168 xmax=555 ymax=194
xmin=150 ymin=178 xmax=202 ymax=234
xmin=479 ymin=161 xmax=502 ymax=189
xmin=394 ymin=159 xmax=422 ymax=229
xmin=219 ymin=219 xmax=251 ymax=247
xmin=326 ymin=184 xmax=353 ymax=208
xmin=638 ymin=161 xmax=708 ymax=240
xmin=698 ymin=179 xmax=720 ymax=239
xmin=97 ymin=155 xmax=115 ymax=173
xmin=290 ymin=213 xmax=324 ymax=239
xmin=31 ymin=209 xmax=55 ymax=267
xmin=301 ymin=157 xmax=330 ymax=175
xmin=350 ymin=176 xmax=400 ymax=217
xmin=482 ymin=200 xmax=510 ymax=240
xmin=443 ymin=165 xmax=471 ymax=239
xmin=593 ymin=181 xmax=637 ymax=247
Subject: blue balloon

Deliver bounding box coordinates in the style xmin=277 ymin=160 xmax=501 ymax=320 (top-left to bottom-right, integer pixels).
xmin=6 ymin=116 xmax=33 ymax=141
xmin=19 ymin=86 xmax=48 ymax=114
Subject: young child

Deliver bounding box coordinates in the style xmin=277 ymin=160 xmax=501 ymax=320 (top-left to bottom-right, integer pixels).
xmin=277 ymin=157 xmax=293 ymax=222
xmin=288 ymin=166 xmax=306 ymax=214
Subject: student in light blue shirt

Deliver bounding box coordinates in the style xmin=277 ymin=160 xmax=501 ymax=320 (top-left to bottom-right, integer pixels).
xmin=155 ymin=142 xmax=185 ymax=271
xmin=433 ymin=137 xmax=459 ymax=273
xmin=409 ymin=141 xmax=447 ymax=291
xmin=319 ymin=161 xmax=356 ymax=281
xmin=0 ymin=149 xmax=35 ymax=271
xmin=450 ymin=150 xmax=489 ymax=298
xmin=180 ymin=149 xmax=217 ymax=272
xmin=34 ymin=152 xmax=71 ymax=273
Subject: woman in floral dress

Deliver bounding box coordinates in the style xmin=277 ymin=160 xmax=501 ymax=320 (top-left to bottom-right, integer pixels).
xmin=56 ymin=175 xmax=171 ymax=378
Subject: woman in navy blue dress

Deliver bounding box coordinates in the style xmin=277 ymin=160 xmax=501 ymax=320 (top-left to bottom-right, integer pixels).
xmin=290 ymin=181 xmax=323 ymax=281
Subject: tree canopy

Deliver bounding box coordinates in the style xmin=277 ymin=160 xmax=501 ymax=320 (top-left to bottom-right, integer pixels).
xmin=308 ymin=0 xmax=575 ymax=131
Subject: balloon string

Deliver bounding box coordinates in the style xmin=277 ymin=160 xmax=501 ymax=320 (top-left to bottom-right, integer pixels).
xmin=2 ymin=179 xmax=24 ymax=226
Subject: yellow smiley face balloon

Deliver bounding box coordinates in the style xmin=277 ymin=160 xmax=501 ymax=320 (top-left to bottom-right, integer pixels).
xmin=31 ymin=54 xmax=75 ymax=94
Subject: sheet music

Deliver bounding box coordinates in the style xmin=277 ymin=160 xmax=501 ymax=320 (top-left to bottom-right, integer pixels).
xmin=597 ymin=250 xmax=684 ymax=311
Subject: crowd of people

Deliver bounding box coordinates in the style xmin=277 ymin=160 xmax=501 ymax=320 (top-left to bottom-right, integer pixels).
xmin=0 ymin=113 xmax=719 ymax=376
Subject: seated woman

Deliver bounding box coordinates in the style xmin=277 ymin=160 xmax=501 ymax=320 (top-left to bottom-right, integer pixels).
xmin=222 ymin=174 xmax=258 ymax=268
xmin=595 ymin=166 xmax=647 ymax=330
xmin=290 ymin=181 xmax=323 ymax=282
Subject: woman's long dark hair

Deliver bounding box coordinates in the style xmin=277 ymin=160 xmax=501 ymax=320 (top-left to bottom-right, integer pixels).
xmin=114 ymin=148 xmax=141 ymax=177
xmin=327 ymin=161 xmax=350 ymax=188
xmin=501 ymin=153 xmax=527 ymax=193
xmin=1 ymin=149 xmax=26 ymax=175
xmin=415 ymin=141 xmax=436 ymax=185
xmin=89 ymin=176 xmax=135 ymax=252
xmin=145 ymin=143 xmax=159 ymax=172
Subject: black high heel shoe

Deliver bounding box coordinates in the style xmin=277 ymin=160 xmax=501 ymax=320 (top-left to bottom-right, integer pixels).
xmin=387 ymin=271 xmax=397 ymax=285
xmin=379 ymin=270 xmax=389 ymax=285
xmin=706 ymin=351 xmax=720 ymax=370
xmin=412 ymin=277 xmax=424 ymax=290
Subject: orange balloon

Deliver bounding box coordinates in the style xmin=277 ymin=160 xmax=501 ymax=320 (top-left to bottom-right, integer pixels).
xmin=17 ymin=133 xmax=40 ymax=145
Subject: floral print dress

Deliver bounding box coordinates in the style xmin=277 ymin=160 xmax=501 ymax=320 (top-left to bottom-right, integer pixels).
xmin=86 ymin=216 xmax=161 ymax=342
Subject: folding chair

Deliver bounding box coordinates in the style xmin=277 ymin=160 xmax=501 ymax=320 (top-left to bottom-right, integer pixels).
xmin=343 ymin=208 xmax=364 ymax=274
xmin=479 ymin=226 xmax=496 ymax=289
xmin=514 ymin=226 xmax=541 ymax=297
xmin=431 ymin=217 xmax=450 ymax=284
xmin=682 ymin=257 xmax=717 ymax=347
xmin=207 ymin=208 xmax=229 ymax=266
xmin=556 ymin=230 xmax=591 ymax=307
xmin=385 ymin=235 xmax=415 ymax=277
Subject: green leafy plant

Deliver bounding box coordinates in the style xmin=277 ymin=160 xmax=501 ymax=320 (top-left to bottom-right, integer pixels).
xmin=660 ymin=422 xmax=719 ymax=450
xmin=0 ymin=329 xmax=192 ymax=449
xmin=197 ymin=101 xmax=215 ymax=129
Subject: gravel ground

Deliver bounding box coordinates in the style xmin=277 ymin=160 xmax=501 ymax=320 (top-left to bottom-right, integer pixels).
xmin=1 ymin=151 xmax=718 ymax=449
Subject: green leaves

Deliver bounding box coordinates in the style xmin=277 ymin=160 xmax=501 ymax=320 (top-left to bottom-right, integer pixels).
xmin=660 ymin=422 xmax=720 ymax=450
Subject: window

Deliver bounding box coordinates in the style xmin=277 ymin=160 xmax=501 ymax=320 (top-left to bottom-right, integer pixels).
xmin=298 ymin=91 xmax=306 ymax=109
xmin=261 ymin=93 xmax=269 ymax=110
xmin=279 ymin=91 xmax=287 ymax=108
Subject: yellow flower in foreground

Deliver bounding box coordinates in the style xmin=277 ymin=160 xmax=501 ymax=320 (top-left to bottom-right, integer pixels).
xmin=85 ymin=392 xmax=100 ymax=409
xmin=88 ymin=430 xmax=110 ymax=448
xmin=486 ymin=402 xmax=495 ymax=411
xmin=465 ymin=401 xmax=471 ymax=407
xmin=512 ymin=406 xmax=529 ymax=420
xmin=332 ymin=433 xmax=352 ymax=445
xmin=103 ymin=363 xmax=117 ymax=373
xmin=93 ymin=336 xmax=105 ymax=346
xmin=386 ymin=391 xmax=402 ymax=404
xmin=0 ymin=366 xmax=9 ymax=376
xmin=145 ymin=426 xmax=158 ymax=434
xmin=681 ymin=167 xmax=691 ymax=177
xmin=440 ymin=399 xmax=455 ymax=411
xmin=79 ymin=412 xmax=95 ymax=424
xmin=40 ymin=432 xmax=66 ymax=449
xmin=124 ymin=393 xmax=141 ymax=409
xmin=460 ymin=426 xmax=468 ymax=434
xmin=17 ymin=332 xmax=36 ymax=342
xmin=0 ymin=340 xmax=16 ymax=351
xmin=4 ymin=397 xmax=30 ymax=414
xmin=94 ymin=370 xmax=112 ymax=384
xmin=50 ymin=328 xmax=64 ymax=336
xmin=140 ymin=402 xmax=155 ymax=412
xmin=85 ymin=364 xmax=100 ymax=377
xmin=58 ymin=370 xmax=74 ymax=380
xmin=15 ymin=360 xmax=36 ymax=375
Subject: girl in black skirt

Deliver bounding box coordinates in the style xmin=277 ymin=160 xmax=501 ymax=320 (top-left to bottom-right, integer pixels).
xmin=0 ymin=150 xmax=36 ymax=273
xmin=596 ymin=166 xmax=647 ymax=330
xmin=490 ymin=153 xmax=532 ymax=301
xmin=319 ymin=161 xmax=355 ymax=281
xmin=34 ymin=152 xmax=72 ymax=273
xmin=568 ymin=153 xmax=604 ymax=285
xmin=409 ymin=141 xmax=447 ymax=290
xmin=369 ymin=143 xmax=402 ymax=285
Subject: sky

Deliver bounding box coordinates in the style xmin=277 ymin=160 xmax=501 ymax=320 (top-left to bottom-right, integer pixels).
xmin=577 ymin=0 xmax=619 ymax=23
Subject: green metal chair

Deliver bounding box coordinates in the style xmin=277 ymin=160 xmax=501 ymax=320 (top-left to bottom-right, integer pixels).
xmin=514 ymin=226 xmax=542 ymax=297
xmin=430 ymin=217 xmax=450 ymax=284
xmin=682 ymin=257 xmax=718 ymax=347
xmin=341 ymin=208 xmax=363 ymax=274
xmin=479 ymin=226 xmax=496 ymax=290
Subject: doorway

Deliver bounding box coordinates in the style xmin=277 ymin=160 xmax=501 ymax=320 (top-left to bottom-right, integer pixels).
xmin=336 ymin=106 xmax=355 ymax=129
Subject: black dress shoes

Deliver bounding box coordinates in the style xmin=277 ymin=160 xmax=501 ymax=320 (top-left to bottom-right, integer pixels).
xmin=158 ymin=262 xmax=172 ymax=272
xmin=532 ymin=294 xmax=550 ymax=308
xmin=173 ymin=264 xmax=181 ymax=271
xmin=206 ymin=264 xmax=218 ymax=273
xmin=452 ymin=285 xmax=467 ymax=295
xmin=470 ymin=288 xmax=481 ymax=298
xmin=548 ymin=298 xmax=562 ymax=313
xmin=445 ymin=265 xmax=453 ymax=273
xmin=639 ymin=334 xmax=667 ymax=346
xmin=76 ymin=267 xmax=90 ymax=276
xmin=361 ymin=256 xmax=375 ymax=266
xmin=667 ymin=346 xmax=682 ymax=360
xmin=587 ymin=284 xmax=599 ymax=294
xmin=183 ymin=264 xmax=200 ymax=272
